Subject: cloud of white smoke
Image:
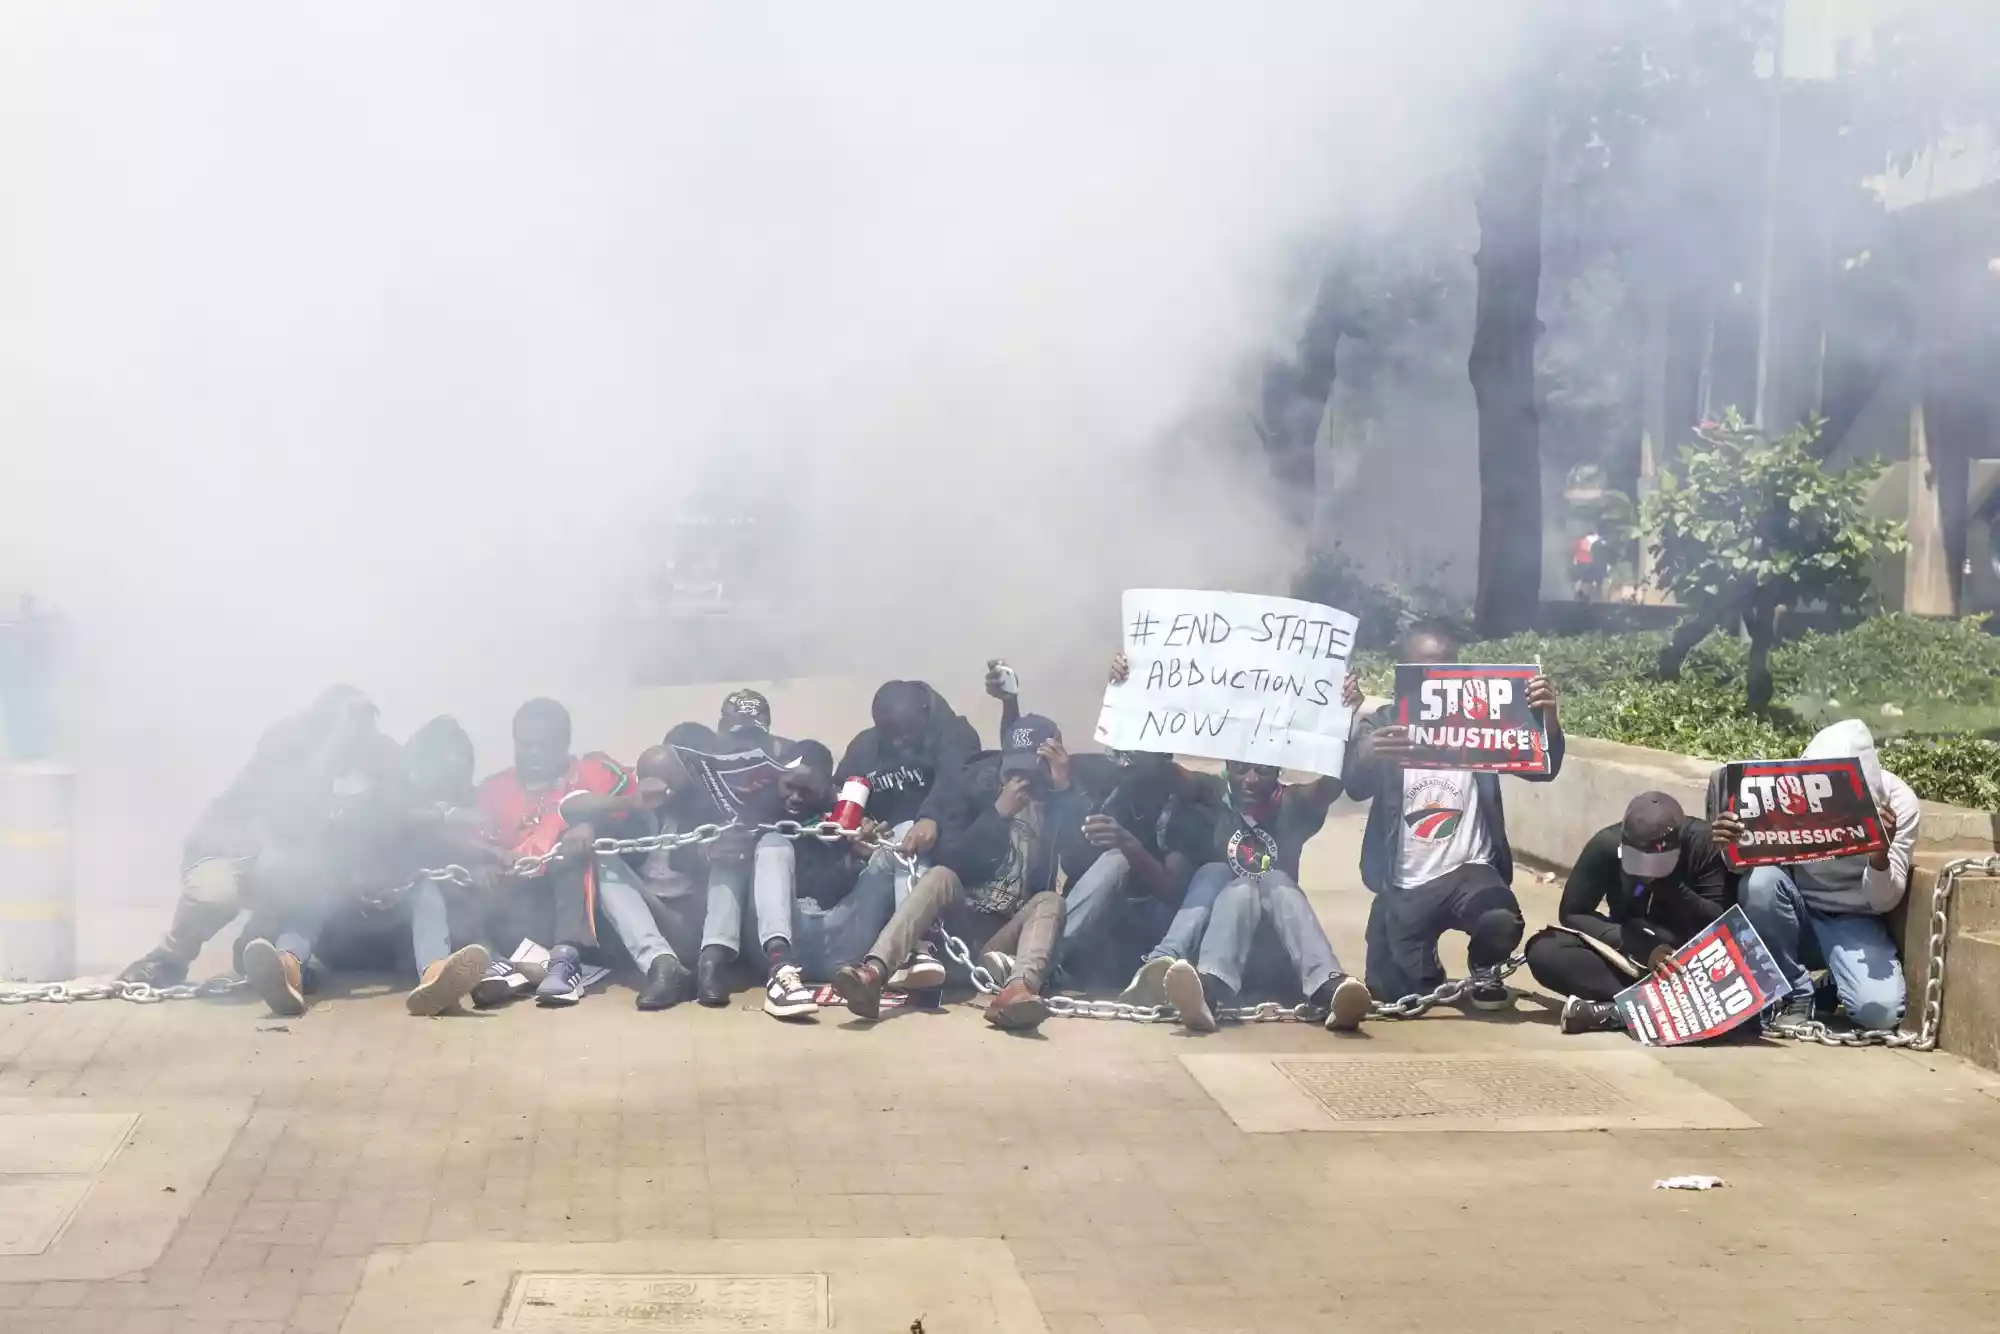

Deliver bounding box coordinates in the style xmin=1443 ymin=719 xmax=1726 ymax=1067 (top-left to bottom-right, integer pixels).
xmin=0 ymin=1 xmax=1533 ymax=957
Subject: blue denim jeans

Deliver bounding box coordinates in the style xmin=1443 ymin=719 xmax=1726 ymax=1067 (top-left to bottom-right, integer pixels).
xmin=1738 ymin=864 xmax=1906 ymax=1031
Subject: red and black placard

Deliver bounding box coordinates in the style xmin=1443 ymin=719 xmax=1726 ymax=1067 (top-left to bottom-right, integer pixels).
xmin=1716 ymin=757 xmax=1886 ymax=869
xmin=1392 ymin=663 xmax=1549 ymax=774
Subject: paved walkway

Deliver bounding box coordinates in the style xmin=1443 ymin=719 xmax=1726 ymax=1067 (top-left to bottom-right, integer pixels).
xmin=7 ymin=809 xmax=2000 ymax=1333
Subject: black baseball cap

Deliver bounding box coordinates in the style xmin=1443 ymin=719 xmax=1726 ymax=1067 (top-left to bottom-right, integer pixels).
xmin=720 ymin=688 xmax=772 ymax=731
xmin=1619 ymin=791 xmax=1685 ymax=878
xmin=1000 ymin=714 xmax=1061 ymax=777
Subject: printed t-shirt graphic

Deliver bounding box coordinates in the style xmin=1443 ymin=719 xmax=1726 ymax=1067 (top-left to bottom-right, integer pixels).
xmin=1395 ymin=769 xmax=1491 ymax=889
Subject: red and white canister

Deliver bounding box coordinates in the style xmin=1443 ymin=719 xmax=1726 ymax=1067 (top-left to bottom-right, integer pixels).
xmin=830 ymin=776 xmax=871 ymax=831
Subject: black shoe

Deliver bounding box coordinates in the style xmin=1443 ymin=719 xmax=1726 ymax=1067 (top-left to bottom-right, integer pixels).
xmin=696 ymin=944 xmax=733 ymax=1008
xmin=117 ymin=951 xmax=188 ymax=988
xmin=1763 ymin=992 xmax=1817 ymax=1033
xmin=637 ymin=954 xmax=694 ymax=1012
xmin=1318 ymin=973 xmax=1372 ymax=1032
xmin=1559 ymin=995 xmax=1626 ymax=1035
xmin=1463 ymin=967 xmax=1511 ymax=1012
xmin=831 ymin=961 xmax=885 ymax=1020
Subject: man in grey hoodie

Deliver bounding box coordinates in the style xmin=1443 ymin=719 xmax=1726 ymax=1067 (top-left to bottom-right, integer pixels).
xmin=1711 ymin=720 xmax=1921 ymax=1032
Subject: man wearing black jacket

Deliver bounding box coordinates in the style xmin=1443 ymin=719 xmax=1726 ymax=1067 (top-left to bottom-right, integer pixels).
xmin=1343 ymin=622 xmax=1564 ymax=1008
xmin=831 ymin=714 xmax=1088 ymax=1032
xmin=835 ymin=679 xmax=981 ymax=857
xmin=1524 ymin=791 xmax=1730 ymax=1034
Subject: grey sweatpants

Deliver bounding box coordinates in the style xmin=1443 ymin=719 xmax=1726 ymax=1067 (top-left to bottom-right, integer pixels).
xmin=861 ymin=865 xmax=1065 ymax=991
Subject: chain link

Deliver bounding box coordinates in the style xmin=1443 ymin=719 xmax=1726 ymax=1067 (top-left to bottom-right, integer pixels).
xmin=0 ymin=820 xmax=915 ymax=1007
xmin=0 ymin=975 xmax=246 ymax=1006
xmin=1762 ymin=854 xmax=1990 ymax=1050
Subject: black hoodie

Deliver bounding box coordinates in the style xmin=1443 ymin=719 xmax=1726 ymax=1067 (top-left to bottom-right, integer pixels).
xmin=933 ymin=752 xmax=1094 ymax=916
xmin=834 ymin=681 xmax=981 ymax=828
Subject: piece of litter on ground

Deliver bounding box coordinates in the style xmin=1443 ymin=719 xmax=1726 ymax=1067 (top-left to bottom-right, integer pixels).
xmin=1654 ymin=1175 xmax=1727 ymax=1190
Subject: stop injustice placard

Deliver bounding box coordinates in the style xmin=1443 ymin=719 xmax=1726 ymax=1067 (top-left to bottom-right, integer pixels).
xmin=1391 ymin=663 xmax=1549 ymax=774
xmin=1717 ymin=757 xmax=1886 ymax=868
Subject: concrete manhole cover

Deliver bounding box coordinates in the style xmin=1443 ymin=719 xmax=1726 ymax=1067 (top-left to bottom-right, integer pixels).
xmin=503 ymin=1273 xmax=829 ymax=1331
xmin=1181 ymin=1051 xmax=1761 ymax=1133
xmin=342 ymin=1240 xmax=1049 ymax=1332
xmin=0 ymin=1112 xmax=138 ymax=1175
xmin=0 ymin=1177 xmax=94 ymax=1257
xmin=1276 ymin=1056 xmax=1627 ymax=1122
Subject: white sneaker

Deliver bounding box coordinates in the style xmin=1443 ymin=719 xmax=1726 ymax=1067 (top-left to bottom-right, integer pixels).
xmin=1163 ymin=959 xmax=1216 ymax=1034
xmin=763 ymin=964 xmax=817 ymax=1019
xmin=1119 ymin=957 xmax=1173 ymax=1007
xmin=977 ymin=950 xmax=1016 ymax=987
xmin=888 ymin=952 xmax=947 ymax=991
xmin=1323 ymin=973 xmax=1371 ymax=1032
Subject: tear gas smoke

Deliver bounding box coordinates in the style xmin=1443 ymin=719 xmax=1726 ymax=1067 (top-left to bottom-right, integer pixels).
xmin=0 ymin=2 xmax=1532 ymax=964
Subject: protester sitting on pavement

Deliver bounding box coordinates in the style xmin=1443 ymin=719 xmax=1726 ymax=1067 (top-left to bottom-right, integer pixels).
xmin=1132 ymin=759 xmax=1373 ymax=1035
xmin=239 ymin=715 xmax=502 ymax=1017
xmin=473 ymin=697 xmax=633 ymax=1007
xmin=1098 ymin=652 xmax=1365 ymax=1032
xmin=1523 ymin=791 xmax=1729 ymax=1035
xmin=1055 ymin=749 xmax=1216 ymax=990
xmin=728 ymin=740 xmax=904 ymax=1017
xmin=1342 ymin=621 xmax=1564 ymax=1010
xmin=831 ymin=678 xmax=982 ymax=989
xmin=579 ymin=739 xmax=752 ymax=1012
xmin=831 ymin=714 xmax=1088 ymax=1032
xmin=1712 ymin=719 xmax=1921 ymax=1033
xmin=120 ymin=685 xmax=391 ymax=989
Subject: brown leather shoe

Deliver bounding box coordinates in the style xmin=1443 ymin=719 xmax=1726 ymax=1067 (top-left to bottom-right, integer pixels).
xmin=985 ymin=980 xmax=1050 ymax=1032
xmin=831 ymin=961 xmax=885 ymax=1020
xmin=407 ymin=944 xmax=491 ymax=1016
xmin=242 ymin=938 xmax=306 ymax=1017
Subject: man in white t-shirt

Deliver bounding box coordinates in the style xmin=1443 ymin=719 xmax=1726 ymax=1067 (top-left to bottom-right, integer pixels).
xmin=1342 ymin=622 xmax=1565 ymax=1007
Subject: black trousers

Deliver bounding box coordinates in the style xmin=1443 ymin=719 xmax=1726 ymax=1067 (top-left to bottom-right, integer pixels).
xmin=1363 ymin=862 xmax=1524 ymax=1000
xmin=1523 ymin=926 xmax=1639 ymax=1003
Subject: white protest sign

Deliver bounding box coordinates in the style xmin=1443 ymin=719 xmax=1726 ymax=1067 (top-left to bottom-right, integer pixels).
xmin=1093 ymin=589 xmax=1359 ymax=776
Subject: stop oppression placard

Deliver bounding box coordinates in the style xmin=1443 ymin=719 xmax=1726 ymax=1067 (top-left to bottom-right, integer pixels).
xmin=1093 ymin=589 xmax=1358 ymax=776
xmin=1717 ymin=757 xmax=1886 ymax=868
xmin=1392 ymin=663 xmax=1549 ymax=774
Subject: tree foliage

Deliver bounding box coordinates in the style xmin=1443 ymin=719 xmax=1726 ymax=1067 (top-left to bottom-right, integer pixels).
xmin=1642 ymin=409 xmax=1906 ymax=710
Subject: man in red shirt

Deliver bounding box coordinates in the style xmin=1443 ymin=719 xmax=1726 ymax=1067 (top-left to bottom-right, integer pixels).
xmin=474 ymin=697 xmax=632 ymax=1005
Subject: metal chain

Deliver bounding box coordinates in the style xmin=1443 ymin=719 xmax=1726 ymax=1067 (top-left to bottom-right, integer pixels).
xmin=0 ymin=821 xmax=915 ymax=1006
xmin=0 ymin=975 xmax=246 ymax=1006
xmin=1762 ymin=854 xmax=1989 ymax=1050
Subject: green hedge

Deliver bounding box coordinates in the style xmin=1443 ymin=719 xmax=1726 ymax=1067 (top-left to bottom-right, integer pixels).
xmin=1353 ymin=615 xmax=2000 ymax=810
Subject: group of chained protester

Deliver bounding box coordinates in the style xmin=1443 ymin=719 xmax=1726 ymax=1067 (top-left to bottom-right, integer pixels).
xmin=111 ymin=630 xmax=1916 ymax=1042
xmin=1524 ymin=717 xmax=1921 ymax=1037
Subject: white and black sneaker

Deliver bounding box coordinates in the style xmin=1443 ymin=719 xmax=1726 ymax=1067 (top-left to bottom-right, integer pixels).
xmin=763 ymin=964 xmax=817 ymax=1019
xmin=888 ymin=952 xmax=947 ymax=991
xmin=1119 ymin=957 xmax=1173 ymax=1008
xmin=472 ymin=960 xmax=532 ymax=1008
xmin=534 ymin=946 xmax=587 ymax=1007
xmin=977 ymin=950 xmax=1016 ymax=988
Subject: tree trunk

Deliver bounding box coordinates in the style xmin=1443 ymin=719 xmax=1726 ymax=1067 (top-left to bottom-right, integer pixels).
xmin=1743 ymin=586 xmax=1779 ymax=714
xmin=1259 ymin=278 xmax=1348 ymax=528
xmin=1470 ymin=96 xmax=1550 ymax=638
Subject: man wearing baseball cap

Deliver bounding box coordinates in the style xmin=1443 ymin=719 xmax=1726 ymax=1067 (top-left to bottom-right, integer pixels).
xmin=831 ymin=713 xmax=1092 ymax=1032
xmin=1522 ymin=791 xmax=1729 ymax=1034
